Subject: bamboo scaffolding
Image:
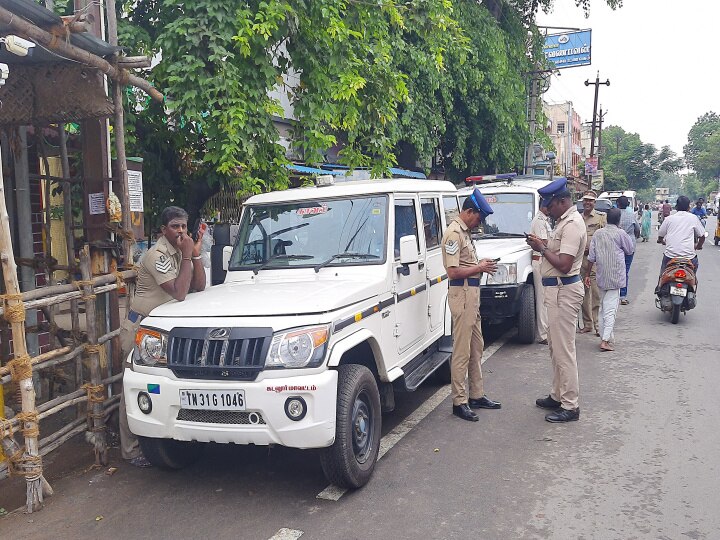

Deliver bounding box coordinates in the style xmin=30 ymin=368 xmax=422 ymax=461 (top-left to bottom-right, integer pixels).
xmin=0 ymin=145 xmax=51 ymax=512
xmin=78 ymin=246 xmax=107 ymax=466
xmin=0 ymin=6 xmax=163 ymax=102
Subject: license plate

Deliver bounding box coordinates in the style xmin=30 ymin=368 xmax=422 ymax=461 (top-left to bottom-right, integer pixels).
xmin=179 ymin=389 xmax=245 ymax=411
xmin=670 ymin=287 xmax=687 ymax=297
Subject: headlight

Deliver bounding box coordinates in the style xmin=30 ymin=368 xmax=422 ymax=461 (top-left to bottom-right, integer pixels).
xmin=134 ymin=327 xmax=168 ymax=367
xmin=266 ymin=325 xmax=330 ymax=369
xmin=486 ymin=263 xmax=517 ymax=285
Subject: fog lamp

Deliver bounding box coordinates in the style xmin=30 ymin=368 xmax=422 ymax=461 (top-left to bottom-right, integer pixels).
xmin=137 ymin=391 xmax=153 ymax=414
xmin=284 ymin=397 xmax=307 ymax=421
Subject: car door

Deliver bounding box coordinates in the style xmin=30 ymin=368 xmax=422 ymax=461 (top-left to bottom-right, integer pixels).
xmin=421 ymin=197 xmax=445 ymax=334
xmin=393 ymin=196 xmax=428 ymax=354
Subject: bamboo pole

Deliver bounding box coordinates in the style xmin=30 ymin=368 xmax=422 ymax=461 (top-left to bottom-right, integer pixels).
xmin=0 ymin=6 xmax=163 ymax=102
xmin=0 ymin=146 xmax=51 ymax=512
xmin=79 ymin=246 xmax=107 ymax=466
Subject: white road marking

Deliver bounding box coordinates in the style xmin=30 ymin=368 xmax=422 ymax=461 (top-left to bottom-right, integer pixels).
xmin=316 ymin=332 xmax=510 ymax=501
xmin=269 ymin=528 xmax=304 ymax=539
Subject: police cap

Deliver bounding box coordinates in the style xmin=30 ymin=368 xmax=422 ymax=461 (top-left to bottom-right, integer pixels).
xmin=538 ymin=177 xmax=570 ymax=207
xmin=468 ymin=188 xmax=494 ymax=217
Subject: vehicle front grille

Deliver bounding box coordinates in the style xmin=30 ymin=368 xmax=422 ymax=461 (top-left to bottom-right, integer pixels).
xmin=167 ymin=327 xmax=273 ymax=381
xmin=177 ymin=409 xmax=266 ymax=425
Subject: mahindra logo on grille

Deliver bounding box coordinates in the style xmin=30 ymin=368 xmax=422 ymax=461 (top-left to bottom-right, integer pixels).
xmin=208 ymin=328 xmax=229 ymax=339
xmin=221 ymin=370 xmax=230 ymax=377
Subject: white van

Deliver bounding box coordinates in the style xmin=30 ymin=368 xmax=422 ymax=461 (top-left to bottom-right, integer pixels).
xmin=598 ymin=190 xmax=637 ymax=211
xmin=124 ymin=178 xmax=460 ymax=489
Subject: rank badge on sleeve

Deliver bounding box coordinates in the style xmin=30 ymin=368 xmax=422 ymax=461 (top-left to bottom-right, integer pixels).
xmin=155 ymin=255 xmax=172 ymax=274
xmin=444 ymin=240 xmax=459 ymax=255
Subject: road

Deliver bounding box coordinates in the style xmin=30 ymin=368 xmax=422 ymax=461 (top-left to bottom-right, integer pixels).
xmin=2 ymin=214 xmax=719 ymax=539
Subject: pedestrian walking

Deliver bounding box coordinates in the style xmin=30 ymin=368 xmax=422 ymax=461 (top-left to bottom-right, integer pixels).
xmin=441 ymin=188 xmax=502 ymax=422
xmin=526 ymin=178 xmax=586 ymax=423
xmin=119 ymin=206 xmax=207 ymax=466
xmin=579 ymin=190 xmax=605 ymax=335
xmin=529 ymin=204 xmax=552 ymax=344
xmin=641 ymin=204 xmax=652 ymax=242
xmin=584 ymin=209 xmax=634 ymax=352
xmin=616 ymin=196 xmax=640 ymax=304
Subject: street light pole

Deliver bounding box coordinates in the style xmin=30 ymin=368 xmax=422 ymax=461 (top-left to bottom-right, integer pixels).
xmin=584 ymin=71 xmax=609 ymax=190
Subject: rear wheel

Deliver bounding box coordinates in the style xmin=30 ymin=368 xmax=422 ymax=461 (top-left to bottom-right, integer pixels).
xmin=320 ymin=364 xmax=381 ymax=489
xmin=516 ymin=285 xmax=536 ymax=344
xmin=138 ymin=437 xmax=205 ymax=470
xmin=670 ymin=304 xmax=681 ymax=324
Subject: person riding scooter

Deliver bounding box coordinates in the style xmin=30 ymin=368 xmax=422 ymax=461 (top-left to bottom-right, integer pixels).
xmin=657 ymin=195 xmax=705 ymax=274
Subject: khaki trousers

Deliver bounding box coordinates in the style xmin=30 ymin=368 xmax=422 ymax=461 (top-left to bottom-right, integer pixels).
xmin=544 ymin=280 xmax=584 ymax=410
xmin=580 ymin=256 xmax=600 ymax=332
xmin=531 ymin=259 xmax=548 ymax=341
xmin=449 ymin=285 xmax=484 ymax=406
xmin=119 ymin=316 xmax=142 ymax=460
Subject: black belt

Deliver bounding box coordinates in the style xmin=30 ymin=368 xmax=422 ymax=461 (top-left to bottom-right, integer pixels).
xmin=128 ymin=310 xmax=144 ymax=323
xmin=542 ymin=275 xmax=581 ymax=286
xmin=449 ymin=278 xmax=480 ymax=287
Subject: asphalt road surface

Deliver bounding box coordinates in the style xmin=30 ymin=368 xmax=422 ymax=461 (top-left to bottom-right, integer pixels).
xmin=2 ymin=214 xmax=719 ymax=539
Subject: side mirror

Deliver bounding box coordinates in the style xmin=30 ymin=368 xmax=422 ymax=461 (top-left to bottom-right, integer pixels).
xmin=222 ymin=245 xmax=233 ymax=271
xmin=399 ymin=235 xmax=419 ymax=265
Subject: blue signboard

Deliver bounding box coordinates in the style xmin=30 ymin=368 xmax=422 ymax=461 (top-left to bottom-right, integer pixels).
xmin=543 ymin=30 xmax=592 ymax=70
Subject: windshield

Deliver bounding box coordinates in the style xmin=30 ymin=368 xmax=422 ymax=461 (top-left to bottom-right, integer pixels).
xmin=230 ymin=195 xmax=388 ymax=270
xmin=459 ymin=192 xmax=535 ymax=236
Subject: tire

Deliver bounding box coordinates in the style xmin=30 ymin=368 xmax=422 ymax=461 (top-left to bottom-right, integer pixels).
xmin=516 ymin=285 xmax=536 ymax=344
xmin=670 ymin=304 xmax=680 ymax=324
xmin=138 ymin=436 xmax=205 ymax=470
xmin=320 ymin=364 xmax=381 ymax=489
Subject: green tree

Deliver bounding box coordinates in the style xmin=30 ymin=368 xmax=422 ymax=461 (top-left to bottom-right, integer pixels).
xmin=684 ymin=112 xmax=720 ymax=180
xmin=600 ymin=125 xmax=682 ymax=191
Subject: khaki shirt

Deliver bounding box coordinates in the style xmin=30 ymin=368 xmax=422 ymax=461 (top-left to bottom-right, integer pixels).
xmin=541 ymin=206 xmax=587 ymax=278
xmin=529 ymin=211 xmax=551 ymax=257
xmin=582 ymin=209 xmax=606 ymax=249
xmin=131 ymin=235 xmax=182 ymax=316
xmin=441 ymin=217 xmax=480 ymax=277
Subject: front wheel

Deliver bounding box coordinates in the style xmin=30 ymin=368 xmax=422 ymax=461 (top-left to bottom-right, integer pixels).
xmin=670 ymin=304 xmax=681 ymax=324
xmin=516 ymin=285 xmax=536 ymax=344
xmin=138 ymin=437 xmax=205 ymax=470
xmin=320 ymin=364 xmax=381 ymax=489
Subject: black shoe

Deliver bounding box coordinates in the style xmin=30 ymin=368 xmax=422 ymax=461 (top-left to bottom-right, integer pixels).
xmin=545 ymin=407 xmax=580 ymax=423
xmin=535 ymin=395 xmax=562 ymax=410
xmin=468 ymin=396 xmax=502 ymax=410
xmin=452 ymin=404 xmax=479 ymax=422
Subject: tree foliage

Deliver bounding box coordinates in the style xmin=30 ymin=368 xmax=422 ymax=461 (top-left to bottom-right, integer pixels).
xmin=684 ymin=112 xmax=720 ymax=181
xmin=600 ymin=125 xmax=683 ymax=191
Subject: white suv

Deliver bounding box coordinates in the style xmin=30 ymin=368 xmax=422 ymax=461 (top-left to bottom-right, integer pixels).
xmin=458 ymin=176 xmax=551 ymax=343
xmin=124 ymin=179 xmax=460 ymax=488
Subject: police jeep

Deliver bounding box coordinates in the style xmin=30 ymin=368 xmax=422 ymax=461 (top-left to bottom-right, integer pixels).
xmin=124 ymin=177 xmax=461 ymax=489
xmin=458 ymin=174 xmax=551 ymax=344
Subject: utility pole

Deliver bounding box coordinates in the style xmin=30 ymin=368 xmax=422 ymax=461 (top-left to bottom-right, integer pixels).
xmin=597 ymin=107 xmax=608 ymax=169
xmin=524 ymin=76 xmax=539 ymax=175
xmin=584 ymin=71 xmax=609 ymax=190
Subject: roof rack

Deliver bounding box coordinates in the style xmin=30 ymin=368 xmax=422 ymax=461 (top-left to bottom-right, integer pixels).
xmin=465 ymin=173 xmax=517 ymax=184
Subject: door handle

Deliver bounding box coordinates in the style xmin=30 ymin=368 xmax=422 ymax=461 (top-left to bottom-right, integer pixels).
xmin=418 ymin=261 xmax=425 ymax=270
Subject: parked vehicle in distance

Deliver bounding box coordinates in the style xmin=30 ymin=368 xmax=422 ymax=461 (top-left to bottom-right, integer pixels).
xmin=124 ymin=178 xmax=461 ymax=489
xmin=458 ymin=174 xmax=551 ymax=344
xmin=598 ymin=190 xmax=637 ymax=211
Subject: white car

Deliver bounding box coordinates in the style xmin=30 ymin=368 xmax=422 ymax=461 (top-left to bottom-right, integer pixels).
xmin=458 ymin=175 xmax=551 ymax=343
xmin=124 ymin=178 xmax=460 ymax=488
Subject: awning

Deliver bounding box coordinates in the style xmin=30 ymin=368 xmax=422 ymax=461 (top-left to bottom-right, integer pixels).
xmin=389 ymin=167 xmax=426 ymax=179
xmin=285 ymin=164 xmax=346 ymax=176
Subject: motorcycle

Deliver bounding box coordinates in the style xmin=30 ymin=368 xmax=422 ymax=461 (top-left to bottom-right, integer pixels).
xmin=655 ymin=258 xmax=697 ymax=324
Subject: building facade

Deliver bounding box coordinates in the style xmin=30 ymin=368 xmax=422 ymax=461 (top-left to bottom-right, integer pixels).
xmin=543 ymin=101 xmax=585 ymax=192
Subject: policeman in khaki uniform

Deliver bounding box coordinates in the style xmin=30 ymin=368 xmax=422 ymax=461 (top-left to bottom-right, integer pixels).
xmin=441 ymin=188 xmax=502 ymax=422
xmin=119 ymin=206 xmax=206 ymax=465
xmin=526 ymin=179 xmax=586 ymax=423
xmin=579 ymin=190 xmax=606 ymax=334
xmin=529 ymin=204 xmax=552 ymax=344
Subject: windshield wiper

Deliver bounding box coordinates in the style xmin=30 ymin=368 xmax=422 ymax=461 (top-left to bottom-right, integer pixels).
xmin=253 ymin=254 xmax=314 ymax=275
xmin=314 ymin=252 xmax=379 ymax=273
xmin=478 ymin=232 xmax=527 ymax=238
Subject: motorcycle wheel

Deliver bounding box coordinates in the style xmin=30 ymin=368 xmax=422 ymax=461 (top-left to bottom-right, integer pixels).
xmin=670 ymin=304 xmax=680 ymax=324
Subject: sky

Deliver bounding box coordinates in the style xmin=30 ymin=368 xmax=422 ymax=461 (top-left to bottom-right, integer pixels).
xmin=536 ymin=0 xmax=720 ymax=158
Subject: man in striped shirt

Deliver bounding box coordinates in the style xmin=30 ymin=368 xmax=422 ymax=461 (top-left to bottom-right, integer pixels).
xmin=584 ymin=208 xmax=635 ymax=352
